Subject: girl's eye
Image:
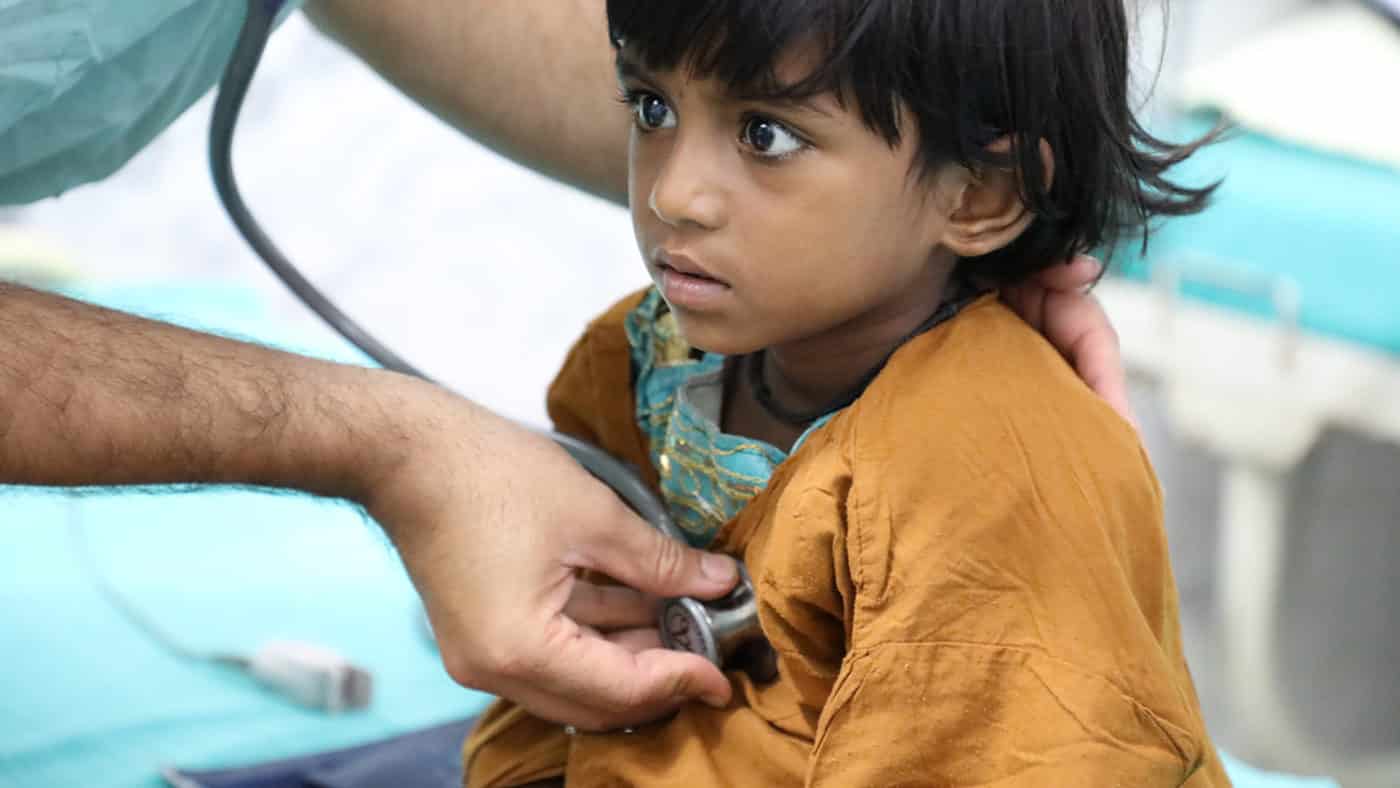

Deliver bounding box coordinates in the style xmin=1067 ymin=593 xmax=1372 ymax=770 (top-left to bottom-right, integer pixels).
xmin=741 ymin=116 xmax=806 ymax=159
xmin=629 ymin=92 xmax=676 ymax=131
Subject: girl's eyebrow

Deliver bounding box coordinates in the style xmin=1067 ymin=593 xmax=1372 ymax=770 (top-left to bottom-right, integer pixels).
xmin=614 ymin=48 xmax=835 ymax=120
xmin=734 ymin=89 xmax=836 ymax=119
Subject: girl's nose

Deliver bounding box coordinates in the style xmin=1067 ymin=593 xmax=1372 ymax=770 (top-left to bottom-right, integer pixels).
xmin=648 ymin=137 xmax=727 ymax=231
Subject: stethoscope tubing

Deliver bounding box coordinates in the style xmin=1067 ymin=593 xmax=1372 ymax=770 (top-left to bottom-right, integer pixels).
xmin=210 ymin=1 xmax=687 ymax=545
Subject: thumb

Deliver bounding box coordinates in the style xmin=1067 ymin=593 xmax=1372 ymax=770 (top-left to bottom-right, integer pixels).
xmin=573 ymin=502 xmax=739 ymax=600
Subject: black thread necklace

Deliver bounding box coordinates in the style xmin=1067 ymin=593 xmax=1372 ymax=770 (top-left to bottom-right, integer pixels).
xmin=744 ymin=284 xmax=982 ymax=428
xmin=745 ymin=350 xmax=859 ymax=427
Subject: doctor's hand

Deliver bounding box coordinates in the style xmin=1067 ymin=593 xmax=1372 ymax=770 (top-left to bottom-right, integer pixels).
xmin=361 ymin=382 xmax=736 ymax=730
xmin=1002 ymin=254 xmax=1136 ymax=427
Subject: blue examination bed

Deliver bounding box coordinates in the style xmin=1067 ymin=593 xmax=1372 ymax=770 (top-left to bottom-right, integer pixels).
xmin=1113 ymin=114 xmax=1400 ymax=353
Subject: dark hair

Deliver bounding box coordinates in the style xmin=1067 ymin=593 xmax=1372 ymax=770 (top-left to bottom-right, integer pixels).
xmin=606 ymin=0 xmax=1222 ymax=284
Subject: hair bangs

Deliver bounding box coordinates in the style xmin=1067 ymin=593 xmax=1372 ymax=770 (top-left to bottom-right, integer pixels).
xmin=606 ymin=0 xmax=901 ymax=140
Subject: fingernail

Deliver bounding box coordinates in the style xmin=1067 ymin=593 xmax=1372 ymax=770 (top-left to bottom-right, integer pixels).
xmin=701 ymin=691 xmax=729 ymax=709
xmin=701 ymin=553 xmax=737 ymax=584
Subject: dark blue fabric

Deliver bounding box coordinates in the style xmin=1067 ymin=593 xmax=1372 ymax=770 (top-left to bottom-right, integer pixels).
xmin=164 ymin=718 xmax=475 ymax=788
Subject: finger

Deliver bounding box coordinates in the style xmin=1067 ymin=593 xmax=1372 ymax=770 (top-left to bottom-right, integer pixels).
xmin=1069 ymin=323 xmax=1138 ymax=429
xmin=1000 ymin=280 xmax=1048 ymax=333
xmin=606 ymin=626 xmax=665 ymax=653
xmin=500 ymin=617 xmax=732 ymax=730
xmin=1045 ymin=291 xmax=1138 ymax=428
xmin=568 ymin=503 xmax=739 ymax=601
xmin=1034 ymin=253 xmax=1103 ymax=293
xmin=564 ymin=580 xmax=661 ymax=631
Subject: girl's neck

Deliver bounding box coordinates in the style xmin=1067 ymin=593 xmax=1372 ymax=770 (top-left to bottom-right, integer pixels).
xmin=721 ymin=265 xmax=957 ymax=450
xmin=721 ymin=356 xmax=807 ymax=451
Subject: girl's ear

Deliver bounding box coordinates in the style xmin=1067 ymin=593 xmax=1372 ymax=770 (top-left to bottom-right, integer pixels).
xmin=940 ymin=138 xmax=1055 ymax=258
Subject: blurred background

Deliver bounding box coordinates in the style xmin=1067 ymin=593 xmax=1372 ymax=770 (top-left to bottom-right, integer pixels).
xmin=1 ymin=0 xmax=1397 ymax=786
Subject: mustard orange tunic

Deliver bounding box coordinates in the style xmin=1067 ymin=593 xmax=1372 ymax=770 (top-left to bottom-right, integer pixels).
xmin=464 ymin=288 xmax=1230 ymax=787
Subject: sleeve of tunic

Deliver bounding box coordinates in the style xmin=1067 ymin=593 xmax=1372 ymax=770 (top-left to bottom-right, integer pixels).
xmin=803 ymin=306 xmax=1226 ymax=787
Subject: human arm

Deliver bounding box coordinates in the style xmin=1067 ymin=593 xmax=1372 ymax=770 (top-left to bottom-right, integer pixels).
xmin=0 ymin=281 xmax=732 ymax=729
xmin=302 ymin=0 xmax=628 ymax=205
xmin=463 ymin=291 xmax=686 ymax=786
xmin=807 ymin=644 xmax=1201 ymax=786
xmin=804 ymin=510 xmax=1204 ymax=783
xmin=801 ymin=325 xmax=1217 ymax=786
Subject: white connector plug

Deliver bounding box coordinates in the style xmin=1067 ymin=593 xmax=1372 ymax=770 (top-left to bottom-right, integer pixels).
xmin=245 ymin=641 xmax=372 ymax=713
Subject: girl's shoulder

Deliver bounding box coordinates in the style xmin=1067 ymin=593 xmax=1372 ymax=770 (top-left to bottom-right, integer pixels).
xmin=830 ymin=293 xmax=1162 ymax=571
xmin=847 ymin=293 xmax=1143 ymax=471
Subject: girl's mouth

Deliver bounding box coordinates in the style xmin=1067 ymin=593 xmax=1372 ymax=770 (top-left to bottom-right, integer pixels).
xmin=658 ymin=263 xmax=730 ymax=309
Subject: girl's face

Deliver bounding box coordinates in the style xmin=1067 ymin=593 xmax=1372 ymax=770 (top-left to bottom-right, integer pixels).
xmin=620 ymin=46 xmax=966 ymax=362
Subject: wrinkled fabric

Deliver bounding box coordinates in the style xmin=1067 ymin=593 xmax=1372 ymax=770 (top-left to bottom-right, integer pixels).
xmin=0 ymin=0 xmax=299 ymax=205
xmin=466 ymin=288 xmax=1231 ymax=787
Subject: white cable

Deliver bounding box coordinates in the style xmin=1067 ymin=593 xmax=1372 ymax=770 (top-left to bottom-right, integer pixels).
xmin=66 ymin=499 xmax=372 ymax=712
xmin=246 ymin=641 xmax=372 ymax=713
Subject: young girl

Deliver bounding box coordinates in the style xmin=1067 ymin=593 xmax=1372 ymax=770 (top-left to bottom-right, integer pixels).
xmin=466 ymin=0 xmax=1228 ymax=784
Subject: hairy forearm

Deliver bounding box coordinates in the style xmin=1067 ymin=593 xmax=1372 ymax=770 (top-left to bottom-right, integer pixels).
xmin=304 ymin=0 xmax=628 ymax=205
xmin=0 ymin=283 xmax=432 ymax=500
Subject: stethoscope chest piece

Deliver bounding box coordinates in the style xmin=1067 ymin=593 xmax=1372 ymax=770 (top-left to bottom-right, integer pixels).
xmin=660 ymin=564 xmax=766 ymax=669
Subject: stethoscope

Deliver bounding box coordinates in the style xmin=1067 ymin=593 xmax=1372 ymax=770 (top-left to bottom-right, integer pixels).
xmin=211 ymin=0 xmax=765 ymax=671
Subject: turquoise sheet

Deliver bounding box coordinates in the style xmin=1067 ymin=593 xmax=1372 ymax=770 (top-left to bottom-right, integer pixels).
xmin=1113 ymin=114 xmax=1400 ymax=356
xmin=0 ymin=281 xmax=1336 ymax=787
